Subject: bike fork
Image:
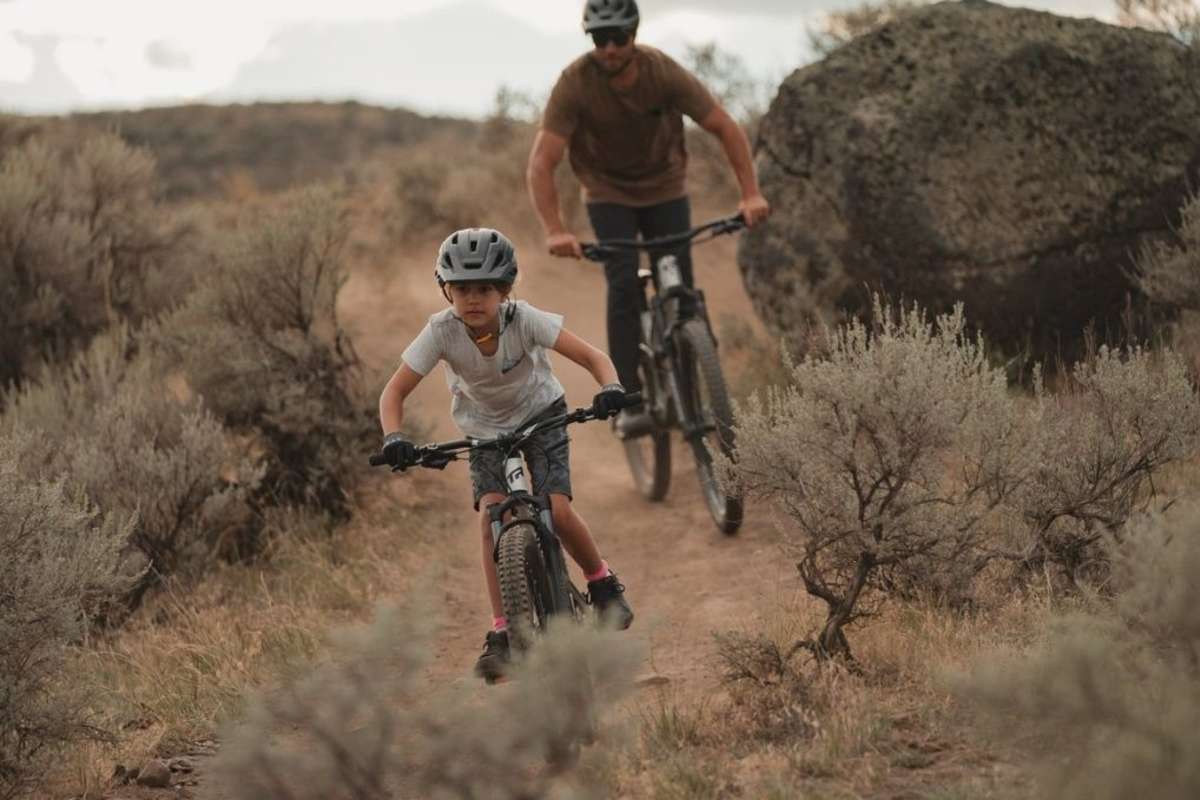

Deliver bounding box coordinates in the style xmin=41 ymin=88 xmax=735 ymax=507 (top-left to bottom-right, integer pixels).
xmin=488 ymin=456 xmax=574 ymax=616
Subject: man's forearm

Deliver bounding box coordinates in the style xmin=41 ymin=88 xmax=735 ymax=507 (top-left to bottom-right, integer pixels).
xmin=527 ymin=161 xmax=567 ymax=235
xmin=718 ymin=120 xmax=761 ymax=199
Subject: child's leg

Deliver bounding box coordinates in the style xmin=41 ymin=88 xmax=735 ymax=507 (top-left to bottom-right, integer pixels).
xmin=549 ymin=493 xmax=606 ymax=579
xmin=478 ymin=492 xmax=507 ymax=624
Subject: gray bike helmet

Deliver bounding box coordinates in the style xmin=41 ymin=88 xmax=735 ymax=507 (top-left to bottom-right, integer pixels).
xmin=435 ymin=228 xmax=518 ymax=287
xmin=582 ymin=0 xmax=639 ymax=33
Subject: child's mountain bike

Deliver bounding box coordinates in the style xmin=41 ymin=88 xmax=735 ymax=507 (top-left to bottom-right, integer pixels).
xmin=581 ymin=214 xmax=745 ymax=535
xmin=368 ymin=393 xmax=640 ymax=663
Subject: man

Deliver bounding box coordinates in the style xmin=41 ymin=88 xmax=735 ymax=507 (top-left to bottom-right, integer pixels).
xmin=527 ymin=0 xmax=771 ymax=437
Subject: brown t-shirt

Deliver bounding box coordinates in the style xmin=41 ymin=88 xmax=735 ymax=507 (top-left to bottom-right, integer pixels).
xmin=541 ymin=45 xmax=717 ymax=207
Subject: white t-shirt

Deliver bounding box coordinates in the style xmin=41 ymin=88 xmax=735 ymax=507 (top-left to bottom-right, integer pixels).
xmin=402 ymin=300 xmax=566 ymax=438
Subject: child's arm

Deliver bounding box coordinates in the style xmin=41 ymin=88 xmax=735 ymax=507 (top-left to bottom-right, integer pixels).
xmin=379 ymin=363 xmax=425 ymax=435
xmin=551 ymin=329 xmax=620 ymax=388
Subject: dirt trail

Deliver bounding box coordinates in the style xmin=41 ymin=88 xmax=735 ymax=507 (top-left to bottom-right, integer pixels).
xmin=187 ymin=229 xmax=798 ymax=798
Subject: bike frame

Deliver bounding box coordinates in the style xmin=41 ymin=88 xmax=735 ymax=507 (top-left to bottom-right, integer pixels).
xmin=369 ymin=400 xmax=639 ymax=616
xmin=582 ymin=215 xmax=744 ymax=442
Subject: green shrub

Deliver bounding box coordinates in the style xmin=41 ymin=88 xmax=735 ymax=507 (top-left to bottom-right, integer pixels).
xmin=960 ymin=503 xmax=1200 ymax=800
xmin=215 ymin=611 xmax=641 ymax=800
xmin=152 ymin=185 xmax=373 ymax=515
xmin=722 ymin=297 xmax=1026 ymax=658
xmin=0 ymin=132 xmax=189 ymax=392
xmin=0 ymin=431 xmax=136 ymax=799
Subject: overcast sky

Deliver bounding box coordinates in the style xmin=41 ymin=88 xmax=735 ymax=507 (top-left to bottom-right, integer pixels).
xmin=0 ymin=0 xmax=1117 ymax=117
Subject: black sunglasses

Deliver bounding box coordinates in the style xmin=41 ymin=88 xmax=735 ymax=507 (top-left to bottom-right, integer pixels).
xmin=591 ymin=28 xmax=631 ymax=48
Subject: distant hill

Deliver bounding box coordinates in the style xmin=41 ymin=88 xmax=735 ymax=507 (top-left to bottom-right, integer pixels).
xmin=0 ymin=101 xmax=478 ymax=201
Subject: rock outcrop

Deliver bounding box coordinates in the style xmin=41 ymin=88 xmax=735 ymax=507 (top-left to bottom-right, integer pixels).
xmin=739 ymin=0 xmax=1200 ymax=359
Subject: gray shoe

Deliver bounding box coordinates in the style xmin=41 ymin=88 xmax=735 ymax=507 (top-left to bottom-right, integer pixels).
xmin=613 ymin=407 xmax=654 ymax=440
xmin=474 ymin=629 xmax=510 ymax=684
xmin=588 ymin=573 xmax=634 ymax=630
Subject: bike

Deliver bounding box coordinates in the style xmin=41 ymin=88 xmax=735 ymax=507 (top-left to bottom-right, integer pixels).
xmin=368 ymin=394 xmax=640 ymax=666
xmin=581 ymin=215 xmax=745 ymax=535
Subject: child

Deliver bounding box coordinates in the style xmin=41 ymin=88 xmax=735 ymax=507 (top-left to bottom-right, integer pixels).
xmin=378 ymin=227 xmax=634 ymax=682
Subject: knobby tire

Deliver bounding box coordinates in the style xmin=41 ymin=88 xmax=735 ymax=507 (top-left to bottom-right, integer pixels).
xmin=496 ymin=518 xmax=551 ymax=654
xmin=622 ymin=347 xmax=671 ymax=500
xmin=677 ymin=318 xmax=743 ymax=534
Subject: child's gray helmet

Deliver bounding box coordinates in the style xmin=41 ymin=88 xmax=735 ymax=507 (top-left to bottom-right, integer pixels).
xmin=582 ymin=0 xmax=639 ymax=32
xmin=435 ymin=228 xmax=518 ymax=287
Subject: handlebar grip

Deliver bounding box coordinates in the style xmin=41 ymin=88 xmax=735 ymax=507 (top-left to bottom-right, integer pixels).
xmin=623 ymin=390 xmax=642 ymax=408
xmin=368 ymin=453 xmax=387 ymax=467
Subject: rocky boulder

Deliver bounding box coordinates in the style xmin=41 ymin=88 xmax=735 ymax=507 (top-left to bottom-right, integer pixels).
xmin=739 ymin=0 xmax=1200 ymax=360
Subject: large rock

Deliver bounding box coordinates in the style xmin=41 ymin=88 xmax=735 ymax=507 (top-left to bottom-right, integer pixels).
xmin=739 ymin=0 xmax=1200 ymax=360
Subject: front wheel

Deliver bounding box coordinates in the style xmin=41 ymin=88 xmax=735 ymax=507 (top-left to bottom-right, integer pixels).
xmin=675 ymin=318 xmax=743 ymax=535
xmin=622 ymin=346 xmax=671 ymax=501
xmin=496 ymin=520 xmax=553 ymax=653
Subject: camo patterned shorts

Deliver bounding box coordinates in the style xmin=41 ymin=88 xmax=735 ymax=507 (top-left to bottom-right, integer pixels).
xmin=468 ymin=397 xmax=572 ymax=510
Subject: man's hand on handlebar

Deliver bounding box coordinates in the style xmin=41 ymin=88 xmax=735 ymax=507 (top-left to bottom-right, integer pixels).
xmin=547 ymin=231 xmax=583 ymax=259
xmin=739 ymin=193 xmax=771 ymax=228
xmin=382 ymin=432 xmax=417 ymax=470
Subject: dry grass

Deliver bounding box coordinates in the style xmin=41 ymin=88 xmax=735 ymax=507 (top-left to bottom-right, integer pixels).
xmin=590 ymin=586 xmax=1040 ymax=799
xmin=43 ymin=472 xmax=457 ymax=798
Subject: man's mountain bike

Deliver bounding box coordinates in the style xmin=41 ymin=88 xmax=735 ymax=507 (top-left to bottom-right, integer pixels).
xmin=368 ymin=394 xmax=640 ymax=661
xmin=581 ymin=215 xmax=745 ymax=535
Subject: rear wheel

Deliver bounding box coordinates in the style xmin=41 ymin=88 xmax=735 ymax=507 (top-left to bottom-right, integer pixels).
xmin=496 ymin=520 xmax=553 ymax=653
xmin=622 ymin=347 xmax=671 ymax=501
xmin=675 ymin=318 xmax=743 ymax=534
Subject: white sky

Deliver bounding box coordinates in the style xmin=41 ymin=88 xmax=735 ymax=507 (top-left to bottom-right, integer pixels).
xmin=0 ymin=0 xmax=1117 ymax=116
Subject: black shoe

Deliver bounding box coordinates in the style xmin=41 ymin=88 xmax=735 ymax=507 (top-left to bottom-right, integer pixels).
xmin=613 ymin=407 xmax=654 ymax=440
xmin=474 ymin=629 xmax=510 ymax=683
xmin=588 ymin=573 xmax=634 ymax=630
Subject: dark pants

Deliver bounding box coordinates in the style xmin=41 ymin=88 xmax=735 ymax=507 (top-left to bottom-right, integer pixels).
xmin=586 ymin=196 xmax=693 ymax=394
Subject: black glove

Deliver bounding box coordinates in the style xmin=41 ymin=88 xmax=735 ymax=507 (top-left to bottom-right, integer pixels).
xmin=591 ymin=383 xmax=627 ymax=420
xmin=382 ymin=432 xmax=417 ymax=469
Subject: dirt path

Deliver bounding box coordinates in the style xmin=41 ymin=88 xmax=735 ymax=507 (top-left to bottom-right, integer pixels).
xmin=183 ymin=229 xmax=798 ymax=798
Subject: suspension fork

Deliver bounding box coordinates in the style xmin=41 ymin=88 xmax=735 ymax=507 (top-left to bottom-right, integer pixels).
xmin=486 ymin=457 xmax=572 ymax=615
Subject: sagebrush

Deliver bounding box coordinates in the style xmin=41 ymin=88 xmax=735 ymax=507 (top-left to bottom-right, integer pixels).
xmin=216 ymin=610 xmax=642 ymax=800
xmin=0 ymin=432 xmax=137 ymax=799
xmin=722 ymin=297 xmax=1025 ymax=657
xmin=2 ymin=326 xmax=261 ymax=594
xmin=960 ymin=503 xmax=1200 ymax=800
xmin=1013 ymin=345 xmax=1200 ymax=587
xmin=152 ymin=185 xmax=373 ymax=516
xmin=724 ymin=295 xmax=1200 ymax=658
xmin=0 ymin=132 xmax=189 ymax=393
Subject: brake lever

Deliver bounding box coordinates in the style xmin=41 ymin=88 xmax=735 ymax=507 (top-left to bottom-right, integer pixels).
xmin=421 ymin=452 xmax=455 ymax=470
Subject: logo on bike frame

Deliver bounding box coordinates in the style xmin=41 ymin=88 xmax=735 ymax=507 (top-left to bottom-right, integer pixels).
xmin=507 ymin=464 xmax=526 ymax=486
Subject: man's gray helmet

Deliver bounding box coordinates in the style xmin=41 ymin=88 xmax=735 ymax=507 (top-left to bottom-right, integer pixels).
xmin=582 ymin=0 xmax=639 ymax=32
xmin=435 ymin=228 xmax=518 ymax=287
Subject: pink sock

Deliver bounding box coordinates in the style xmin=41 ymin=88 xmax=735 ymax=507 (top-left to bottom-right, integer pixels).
xmin=493 ymin=616 xmax=508 ymax=631
xmin=584 ymin=561 xmax=611 ymax=583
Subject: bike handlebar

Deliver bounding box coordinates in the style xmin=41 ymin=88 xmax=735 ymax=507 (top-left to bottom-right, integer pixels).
xmin=368 ymin=391 xmax=643 ymax=471
xmin=580 ymin=213 xmax=746 ymax=262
